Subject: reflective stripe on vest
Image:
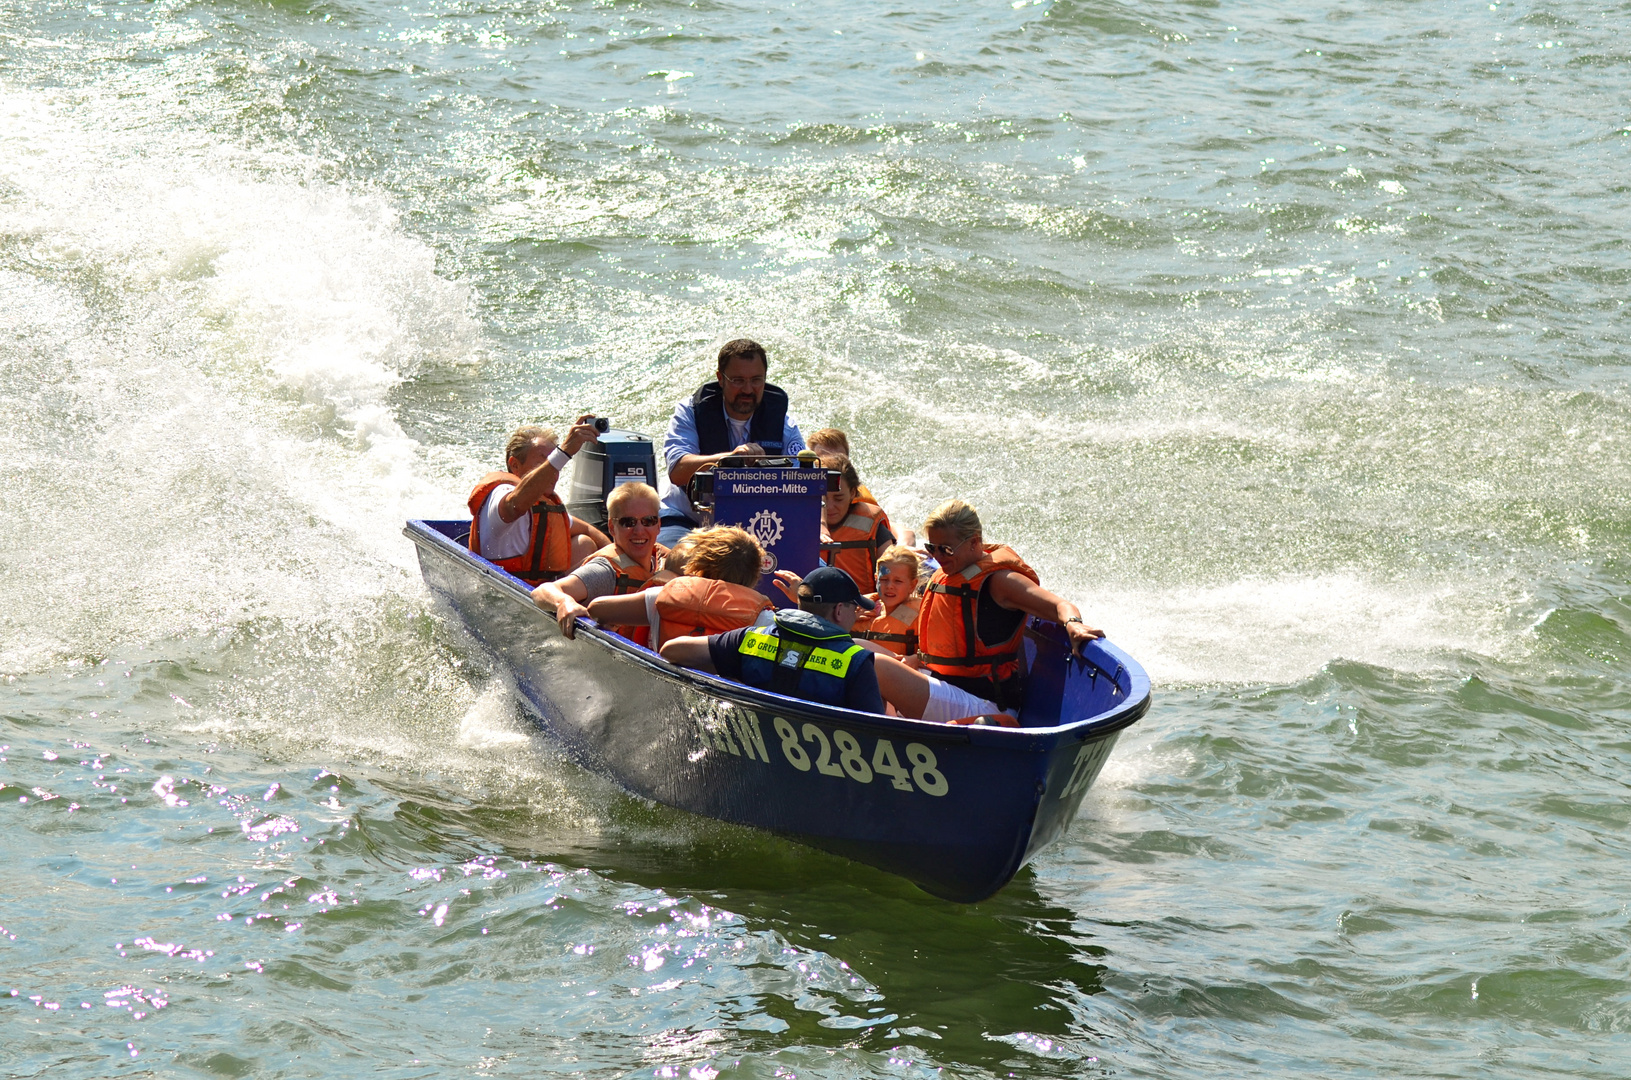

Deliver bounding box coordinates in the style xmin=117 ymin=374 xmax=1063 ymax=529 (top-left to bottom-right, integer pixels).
xmin=820 ymin=503 xmax=887 ymax=591
xmin=738 ymin=628 xmax=864 ymax=681
xmin=820 ymin=510 xmax=883 ymax=552
xmin=738 ymin=628 xmax=781 ymax=662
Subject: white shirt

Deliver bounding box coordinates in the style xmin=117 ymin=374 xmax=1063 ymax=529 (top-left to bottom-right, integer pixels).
xmin=478 ymin=484 xmax=532 ymax=560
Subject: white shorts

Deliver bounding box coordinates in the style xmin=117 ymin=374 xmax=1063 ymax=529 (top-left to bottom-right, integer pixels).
xmin=920 ymin=677 xmax=1001 ymax=725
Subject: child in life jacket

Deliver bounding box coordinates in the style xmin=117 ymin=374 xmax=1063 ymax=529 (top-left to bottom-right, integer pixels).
xmin=586 ymin=526 xmax=773 ymax=650
xmin=817 ymin=454 xmax=895 ymax=593
xmin=851 ymin=544 xmax=922 ymax=658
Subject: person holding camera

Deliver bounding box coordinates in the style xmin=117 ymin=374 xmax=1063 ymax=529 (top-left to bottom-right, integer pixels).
xmin=466 ymin=415 xmax=610 ymax=584
xmin=656 ymin=338 xmax=805 ymax=547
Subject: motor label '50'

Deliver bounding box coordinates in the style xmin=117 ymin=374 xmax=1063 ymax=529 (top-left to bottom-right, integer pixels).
xmin=693 ymin=705 xmax=947 ymax=796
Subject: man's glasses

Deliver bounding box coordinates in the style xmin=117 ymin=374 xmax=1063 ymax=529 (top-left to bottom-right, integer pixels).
xmin=722 ymin=375 xmax=766 ymax=390
xmin=925 ymin=541 xmax=964 ymax=559
xmin=616 ymin=515 xmax=661 ymax=529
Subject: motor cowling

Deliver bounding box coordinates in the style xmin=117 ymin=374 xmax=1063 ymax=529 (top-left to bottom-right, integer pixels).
xmin=563 ymin=429 xmax=659 ymax=530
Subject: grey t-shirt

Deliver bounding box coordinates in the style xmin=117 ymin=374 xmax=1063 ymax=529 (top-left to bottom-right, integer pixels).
xmin=568 ymin=559 xmax=620 ymax=600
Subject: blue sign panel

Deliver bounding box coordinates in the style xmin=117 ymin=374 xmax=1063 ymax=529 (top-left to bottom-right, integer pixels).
xmin=712 ymin=465 xmax=826 ymax=607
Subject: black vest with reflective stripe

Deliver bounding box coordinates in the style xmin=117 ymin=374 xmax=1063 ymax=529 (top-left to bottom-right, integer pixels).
xmin=736 ymin=611 xmax=864 ymax=705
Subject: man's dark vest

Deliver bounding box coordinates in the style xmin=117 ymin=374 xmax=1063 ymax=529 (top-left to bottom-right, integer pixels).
xmin=692 ymin=381 xmax=790 ymax=455
xmin=736 ymin=610 xmax=867 ymax=707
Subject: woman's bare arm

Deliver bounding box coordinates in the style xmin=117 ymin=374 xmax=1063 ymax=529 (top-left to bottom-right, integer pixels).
xmin=533 ymin=575 xmax=591 ymax=638
xmin=586 ymin=592 xmax=652 ymax=626
xmin=987 ymin=570 xmax=1104 ymax=652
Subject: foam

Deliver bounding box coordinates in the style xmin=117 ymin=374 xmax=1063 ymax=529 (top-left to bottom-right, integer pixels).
xmin=0 ymin=82 xmax=475 ymax=672
xmin=5 ymin=57 xmax=1626 ymax=713
xmin=456 ymin=681 xmax=539 ymax=753
xmin=1092 ymin=571 xmax=1519 ymax=687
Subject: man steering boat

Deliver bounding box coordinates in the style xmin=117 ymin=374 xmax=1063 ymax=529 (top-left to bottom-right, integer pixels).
xmin=657 ymin=338 xmax=805 ymax=547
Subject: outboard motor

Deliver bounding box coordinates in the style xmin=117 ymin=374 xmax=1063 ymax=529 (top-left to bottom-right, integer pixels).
xmin=563 ymin=428 xmax=659 ymax=530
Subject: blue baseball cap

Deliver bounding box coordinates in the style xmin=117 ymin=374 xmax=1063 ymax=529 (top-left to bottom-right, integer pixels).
xmin=800 ymin=566 xmax=876 ymax=610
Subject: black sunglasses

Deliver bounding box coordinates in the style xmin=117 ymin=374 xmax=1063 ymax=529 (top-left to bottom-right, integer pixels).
xmin=925 ymin=541 xmax=964 ymax=559
xmin=616 ymin=515 xmax=661 ymax=529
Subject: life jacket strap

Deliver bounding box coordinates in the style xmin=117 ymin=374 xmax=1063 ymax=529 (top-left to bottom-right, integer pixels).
xmin=918 ymin=650 xmax=1019 ymax=668
xmin=526 ymin=500 xmax=567 ymax=577
xmin=855 ymin=629 xmax=916 ymax=647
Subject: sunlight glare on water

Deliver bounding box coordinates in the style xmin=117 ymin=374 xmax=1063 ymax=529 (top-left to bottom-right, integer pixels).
xmin=3 ymin=0 xmax=1630 ymax=1076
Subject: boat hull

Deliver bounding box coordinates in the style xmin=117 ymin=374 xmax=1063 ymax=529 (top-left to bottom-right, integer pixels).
xmin=406 ymin=519 xmax=1150 ymax=902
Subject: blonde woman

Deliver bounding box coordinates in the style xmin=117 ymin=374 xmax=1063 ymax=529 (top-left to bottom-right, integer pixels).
xmin=586 ymin=526 xmax=772 ymax=651
xmin=532 ymin=483 xmax=668 ymax=643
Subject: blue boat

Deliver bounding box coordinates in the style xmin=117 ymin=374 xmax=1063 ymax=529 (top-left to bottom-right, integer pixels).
xmin=405 ymin=518 xmax=1151 ymax=902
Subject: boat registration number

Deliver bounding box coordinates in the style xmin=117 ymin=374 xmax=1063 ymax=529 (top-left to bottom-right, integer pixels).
xmin=694 ymin=706 xmax=948 ymax=797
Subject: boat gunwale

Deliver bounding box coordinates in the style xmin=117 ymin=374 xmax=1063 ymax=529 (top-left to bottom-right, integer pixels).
xmin=405 ymin=518 xmax=1151 ymax=748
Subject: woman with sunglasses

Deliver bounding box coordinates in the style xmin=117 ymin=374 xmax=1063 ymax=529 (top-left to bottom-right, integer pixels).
xmin=917 ymin=499 xmax=1104 ymax=712
xmin=533 ymin=482 xmax=670 ymax=644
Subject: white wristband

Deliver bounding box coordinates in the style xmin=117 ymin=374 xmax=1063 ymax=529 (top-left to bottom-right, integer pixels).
xmin=547 ymin=446 xmax=572 ymax=470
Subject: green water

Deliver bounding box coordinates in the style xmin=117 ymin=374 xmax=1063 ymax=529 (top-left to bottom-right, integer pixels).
xmin=2 ymin=0 xmax=1629 ymax=1075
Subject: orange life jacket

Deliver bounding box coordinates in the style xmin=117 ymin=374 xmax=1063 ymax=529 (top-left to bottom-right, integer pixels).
xmin=852 ymin=596 xmax=920 ymax=657
xmin=584 ymin=541 xmax=670 ymax=647
xmin=917 ymin=544 xmax=1040 ymax=685
xmin=820 ymin=500 xmax=889 ymax=592
xmin=653 ymin=577 xmax=773 ymax=650
xmin=854 ymin=485 xmax=893 ymax=538
xmin=467 ymin=472 xmax=571 ymax=584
